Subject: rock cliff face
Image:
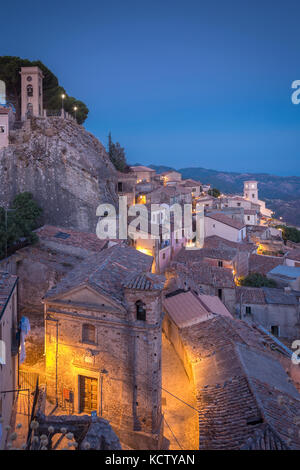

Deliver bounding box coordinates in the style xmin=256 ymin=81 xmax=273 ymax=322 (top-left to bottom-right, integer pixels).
xmin=0 ymin=117 xmax=118 ymax=231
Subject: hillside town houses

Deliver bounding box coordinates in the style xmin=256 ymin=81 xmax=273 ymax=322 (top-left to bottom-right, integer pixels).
xmin=1 ymin=70 xmax=300 ymax=450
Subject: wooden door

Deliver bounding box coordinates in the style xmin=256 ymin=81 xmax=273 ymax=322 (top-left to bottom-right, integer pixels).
xmin=79 ymin=376 xmax=98 ymax=413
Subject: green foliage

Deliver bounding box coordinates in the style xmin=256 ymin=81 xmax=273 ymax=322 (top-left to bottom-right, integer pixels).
xmin=275 ymin=225 xmax=300 ymax=243
xmin=239 ymin=272 xmax=277 ymax=288
xmin=208 ymin=187 xmax=221 ymax=198
xmin=0 ymin=56 xmax=89 ymax=124
xmin=0 ymin=193 xmax=42 ymax=259
xmin=108 ymin=132 xmax=129 ymax=172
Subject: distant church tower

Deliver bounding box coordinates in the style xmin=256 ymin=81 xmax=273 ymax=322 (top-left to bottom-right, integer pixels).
xmin=244 ymin=180 xmax=258 ymax=203
xmin=20 ymin=66 xmax=44 ymax=120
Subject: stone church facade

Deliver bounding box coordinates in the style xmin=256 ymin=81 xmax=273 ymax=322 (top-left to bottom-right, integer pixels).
xmin=44 ymin=244 xmax=166 ymax=449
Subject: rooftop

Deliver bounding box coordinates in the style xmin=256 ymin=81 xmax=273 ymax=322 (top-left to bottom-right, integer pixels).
xmin=179 ymin=315 xmax=300 ymax=449
xmin=0 ymin=272 xmax=18 ymax=319
xmin=206 ymin=213 xmax=245 ymax=230
xmin=175 ymin=262 xmax=236 ymax=288
xmin=176 ymin=246 xmax=236 ymax=263
xmin=163 ymin=290 xmax=213 ymax=328
xmin=123 ymin=272 xmax=165 ymax=291
xmin=236 ymin=286 xmax=298 ymax=305
xmin=249 ymin=254 xmax=284 ymax=275
xmin=35 ymin=225 xmax=108 ymax=253
xmin=236 ymin=286 xmax=266 ymax=305
xmin=204 ymin=235 xmax=254 ymax=253
xmin=44 ymin=244 xmax=153 ymax=304
xmin=268 ymin=265 xmax=300 ymax=280
xmin=130 ymin=165 xmax=156 ymax=172
xmin=286 ymin=249 xmax=300 ymax=262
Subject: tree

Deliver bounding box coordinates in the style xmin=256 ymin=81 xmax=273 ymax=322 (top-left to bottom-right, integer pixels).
xmin=208 ymin=188 xmax=221 ymax=198
xmin=239 ymin=272 xmax=277 ymax=288
xmin=0 ymin=193 xmax=42 ymax=259
xmin=275 ymin=225 xmax=300 ymax=244
xmin=107 ymin=132 xmax=129 ymax=172
xmin=0 ymin=56 xmax=89 ymax=124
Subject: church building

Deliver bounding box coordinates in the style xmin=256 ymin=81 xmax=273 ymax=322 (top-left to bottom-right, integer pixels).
xmin=43 ymin=244 xmax=166 ymax=449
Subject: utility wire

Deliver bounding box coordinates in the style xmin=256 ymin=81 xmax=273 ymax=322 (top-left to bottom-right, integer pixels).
xmin=161 ymin=386 xmax=198 ymax=413
xmin=163 ymin=416 xmax=184 ymax=450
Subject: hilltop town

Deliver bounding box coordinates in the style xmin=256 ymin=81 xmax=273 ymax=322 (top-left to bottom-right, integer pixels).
xmin=1 ymin=65 xmax=300 ymax=451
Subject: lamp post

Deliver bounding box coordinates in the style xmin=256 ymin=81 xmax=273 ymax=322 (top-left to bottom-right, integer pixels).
xmin=100 ymin=368 xmax=108 ymax=417
xmin=61 ymin=93 xmax=65 ymax=117
xmin=73 ymin=106 xmax=77 ymax=122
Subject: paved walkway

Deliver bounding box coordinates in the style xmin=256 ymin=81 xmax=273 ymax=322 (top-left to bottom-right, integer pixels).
xmin=162 ymin=334 xmax=198 ymax=450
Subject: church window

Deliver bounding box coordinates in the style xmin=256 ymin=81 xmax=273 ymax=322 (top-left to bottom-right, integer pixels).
xmin=27 ymin=85 xmax=33 ymax=97
xmin=82 ymin=323 xmax=96 ymax=344
xmin=136 ymin=300 xmax=146 ymax=321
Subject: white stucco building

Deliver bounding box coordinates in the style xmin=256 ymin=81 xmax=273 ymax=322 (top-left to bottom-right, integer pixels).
xmin=205 ymin=213 xmax=246 ymax=242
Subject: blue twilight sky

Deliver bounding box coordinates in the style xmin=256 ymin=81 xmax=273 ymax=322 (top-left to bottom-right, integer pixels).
xmin=2 ymin=0 xmax=300 ymax=176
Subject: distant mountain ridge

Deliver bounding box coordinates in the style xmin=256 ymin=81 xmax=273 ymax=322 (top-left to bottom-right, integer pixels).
xmin=145 ymin=164 xmax=300 ymax=226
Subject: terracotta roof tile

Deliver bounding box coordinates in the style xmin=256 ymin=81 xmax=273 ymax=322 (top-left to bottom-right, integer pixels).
xmin=204 ymin=235 xmax=254 ymax=253
xmin=36 ymin=225 xmax=108 ymax=253
xmin=163 ymin=290 xmax=213 ymax=328
xmin=179 ymin=316 xmax=300 ymax=449
xmin=286 ymin=249 xmax=300 ymax=262
xmin=123 ymin=272 xmax=165 ymax=290
xmin=249 ymin=254 xmax=284 ymax=275
xmin=44 ymin=244 xmax=153 ymax=304
xmin=206 ymin=213 xmax=245 ymax=230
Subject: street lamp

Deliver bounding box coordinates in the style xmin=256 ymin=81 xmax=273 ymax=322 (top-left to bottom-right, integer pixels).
xmin=61 ymin=93 xmax=65 ymax=111
xmin=73 ymin=106 xmax=77 ymax=121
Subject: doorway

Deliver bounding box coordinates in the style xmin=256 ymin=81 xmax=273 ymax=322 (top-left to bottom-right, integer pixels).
xmin=79 ymin=376 xmax=98 ymax=413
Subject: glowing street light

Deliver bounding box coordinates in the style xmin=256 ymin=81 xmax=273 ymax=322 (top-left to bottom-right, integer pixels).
xmin=73 ymin=106 xmax=77 ymax=121
xmin=61 ymin=93 xmax=66 ymax=111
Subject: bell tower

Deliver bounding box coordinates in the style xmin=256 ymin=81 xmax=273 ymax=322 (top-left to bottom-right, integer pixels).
xmin=20 ymin=66 xmax=44 ymax=120
xmin=244 ymin=180 xmax=258 ymax=203
xmin=123 ymin=272 xmax=165 ymax=448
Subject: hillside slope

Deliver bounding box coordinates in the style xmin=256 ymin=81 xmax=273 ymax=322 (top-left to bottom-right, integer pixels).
xmin=0 ymin=118 xmax=118 ymax=232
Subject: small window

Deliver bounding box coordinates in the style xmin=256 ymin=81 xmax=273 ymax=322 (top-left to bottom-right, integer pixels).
xmin=252 ymin=193 xmax=255 ymax=198
xmin=218 ymin=260 xmax=223 ymax=267
xmin=237 ymin=202 xmax=241 ymax=207
xmin=82 ymin=324 xmax=96 ymax=344
xmin=217 ymin=288 xmax=222 ymax=300
xmin=136 ymin=300 xmax=146 ymax=321
xmin=117 ymin=181 xmax=123 ymax=192
xmin=247 ymin=215 xmax=250 ymax=221
xmin=271 ymin=325 xmax=279 ymax=337
xmin=245 ymin=306 xmax=251 ymax=315
xmin=162 ymin=253 xmax=166 ymax=259
xmin=27 ymin=84 xmax=33 ymax=97
xmin=54 ymin=231 xmax=70 ymax=239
